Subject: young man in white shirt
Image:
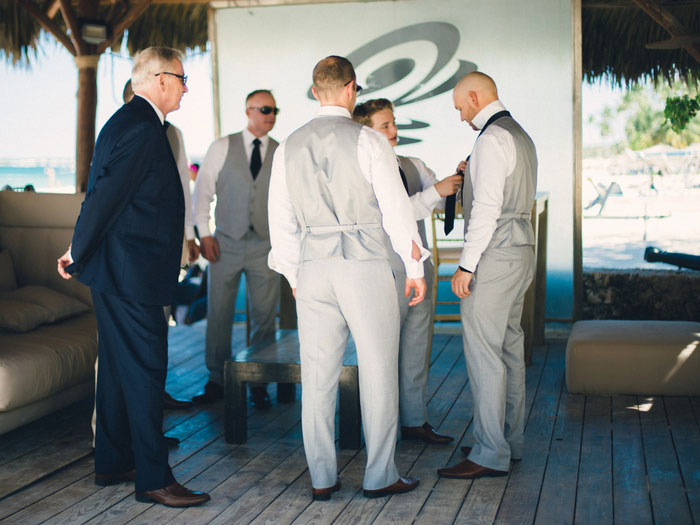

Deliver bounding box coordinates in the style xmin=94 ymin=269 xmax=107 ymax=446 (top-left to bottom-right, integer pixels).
xmin=352 ymin=99 xmax=462 ymax=445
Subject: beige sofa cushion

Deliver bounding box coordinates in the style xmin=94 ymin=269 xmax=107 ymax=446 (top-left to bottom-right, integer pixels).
xmin=0 ymin=285 xmax=89 ymax=323
xmin=566 ymin=320 xmax=700 ymax=395
xmin=0 ymin=249 xmax=16 ymax=292
xmin=0 ymin=313 xmax=98 ymax=411
xmin=0 ymin=298 xmax=52 ymax=332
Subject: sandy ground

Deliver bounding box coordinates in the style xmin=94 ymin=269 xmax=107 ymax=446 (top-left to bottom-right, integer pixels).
xmin=583 ymin=172 xmax=700 ymax=268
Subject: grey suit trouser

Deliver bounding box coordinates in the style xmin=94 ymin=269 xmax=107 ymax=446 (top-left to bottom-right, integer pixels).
xmin=392 ymin=258 xmax=435 ymax=428
xmin=206 ymin=230 xmax=279 ymax=386
xmin=296 ymin=258 xmax=401 ymax=490
xmin=460 ymin=245 xmax=534 ymax=471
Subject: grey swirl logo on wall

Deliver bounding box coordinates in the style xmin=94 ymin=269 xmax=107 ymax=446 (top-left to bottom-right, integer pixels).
xmin=307 ymin=22 xmax=477 ymax=145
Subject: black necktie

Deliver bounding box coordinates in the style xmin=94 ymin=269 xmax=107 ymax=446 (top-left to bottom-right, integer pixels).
xmin=444 ymin=110 xmax=512 ymax=235
xmin=250 ymin=138 xmax=262 ymax=180
xmin=398 ymin=166 xmax=409 ymax=194
xmin=163 ymin=121 xmax=170 ymax=132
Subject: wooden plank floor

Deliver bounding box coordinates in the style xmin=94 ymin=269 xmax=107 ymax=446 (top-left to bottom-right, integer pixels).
xmin=1 ymin=322 xmax=699 ymax=524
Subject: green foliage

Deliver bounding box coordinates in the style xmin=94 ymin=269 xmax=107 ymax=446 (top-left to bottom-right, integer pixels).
xmin=595 ymin=81 xmax=700 ymax=150
xmin=664 ymin=95 xmax=700 ymax=134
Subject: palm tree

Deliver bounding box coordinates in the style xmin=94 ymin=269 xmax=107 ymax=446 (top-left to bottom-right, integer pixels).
xmin=0 ymin=0 xmax=207 ymax=192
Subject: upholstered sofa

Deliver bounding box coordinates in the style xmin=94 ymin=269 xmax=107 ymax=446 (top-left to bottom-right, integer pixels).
xmin=0 ymin=191 xmax=97 ymax=435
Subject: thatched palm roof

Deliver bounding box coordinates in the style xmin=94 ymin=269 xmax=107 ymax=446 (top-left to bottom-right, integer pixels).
xmin=583 ymin=0 xmax=700 ymax=86
xmin=2 ymin=1 xmax=698 ymax=86
xmin=0 ymin=1 xmax=207 ymax=65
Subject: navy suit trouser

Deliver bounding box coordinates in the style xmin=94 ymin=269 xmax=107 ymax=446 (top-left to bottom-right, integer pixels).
xmin=92 ymin=289 xmax=175 ymax=492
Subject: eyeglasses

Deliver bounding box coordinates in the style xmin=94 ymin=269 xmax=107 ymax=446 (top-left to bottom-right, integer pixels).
xmin=248 ymin=106 xmax=280 ymax=115
xmin=155 ymin=72 xmax=188 ymax=86
xmin=344 ymin=79 xmax=363 ymax=94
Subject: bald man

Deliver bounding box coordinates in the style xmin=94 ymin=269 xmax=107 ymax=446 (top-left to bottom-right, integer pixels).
xmin=268 ymin=56 xmax=426 ymax=500
xmin=437 ymin=72 xmax=537 ymax=479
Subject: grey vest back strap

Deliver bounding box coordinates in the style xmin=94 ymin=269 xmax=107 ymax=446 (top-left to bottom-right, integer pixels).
xmin=285 ymin=116 xmax=391 ymax=262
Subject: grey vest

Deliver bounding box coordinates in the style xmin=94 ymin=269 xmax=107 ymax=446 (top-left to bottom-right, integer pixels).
xmin=462 ymin=117 xmax=537 ymax=248
xmin=284 ymin=116 xmax=391 ymax=263
xmin=398 ymin=156 xmax=429 ymax=248
xmin=214 ymin=132 xmax=278 ymax=240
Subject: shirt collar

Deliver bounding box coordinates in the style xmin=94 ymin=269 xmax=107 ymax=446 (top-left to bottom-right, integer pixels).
xmin=243 ymin=127 xmax=269 ymax=147
xmin=135 ymin=94 xmax=165 ymax=125
xmin=316 ymin=105 xmax=352 ymax=119
xmin=472 ymin=99 xmax=507 ymax=130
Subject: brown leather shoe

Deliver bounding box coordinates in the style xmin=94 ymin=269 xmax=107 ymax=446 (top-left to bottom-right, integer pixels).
xmin=95 ymin=469 xmax=135 ymax=486
xmin=312 ymin=479 xmax=341 ymax=501
xmin=401 ymin=422 xmax=454 ymax=444
xmin=135 ymin=481 xmax=210 ymax=507
xmin=460 ymin=446 xmax=521 ymax=462
xmin=438 ymin=459 xmax=508 ymax=479
xmin=192 ymin=381 xmax=224 ymax=404
xmin=164 ymin=391 xmax=194 ymax=409
xmin=363 ymin=477 xmax=419 ymax=498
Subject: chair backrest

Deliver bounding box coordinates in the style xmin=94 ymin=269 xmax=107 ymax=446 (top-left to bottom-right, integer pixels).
xmin=0 ymin=191 xmax=92 ymax=306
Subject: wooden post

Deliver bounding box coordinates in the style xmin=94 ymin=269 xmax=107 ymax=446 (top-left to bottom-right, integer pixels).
xmin=75 ymin=55 xmax=99 ymax=193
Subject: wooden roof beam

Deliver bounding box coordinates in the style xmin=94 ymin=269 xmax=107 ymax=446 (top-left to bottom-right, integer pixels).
xmin=46 ymin=0 xmax=60 ymax=18
xmin=58 ymin=0 xmax=88 ymax=55
xmin=19 ymin=0 xmax=76 ymax=56
xmin=630 ymin=0 xmax=700 ymax=64
xmin=97 ymin=0 xmax=152 ymax=54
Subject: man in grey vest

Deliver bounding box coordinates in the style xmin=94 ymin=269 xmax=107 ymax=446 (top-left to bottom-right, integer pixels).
xmin=192 ymin=90 xmax=280 ymax=407
xmin=352 ymin=98 xmax=462 ymax=444
xmin=268 ymin=56 xmax=427 ymax=500
xmin=438 ymin=72 xmax=537 ymax=479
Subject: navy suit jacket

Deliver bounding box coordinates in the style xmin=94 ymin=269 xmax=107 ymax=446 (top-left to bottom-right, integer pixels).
xmin=67 ymin=96 xmax=185 ymax=306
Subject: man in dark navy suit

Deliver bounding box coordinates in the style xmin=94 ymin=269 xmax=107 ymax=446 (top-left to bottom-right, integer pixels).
xmin=57 ymin=47 xmax=210 ymax=508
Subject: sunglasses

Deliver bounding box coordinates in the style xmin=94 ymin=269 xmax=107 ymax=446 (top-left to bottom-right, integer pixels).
xmin=248 ymin=106 xmax=280 ymax=115
xmin=344 ymin=79 xmax=363 ymax=94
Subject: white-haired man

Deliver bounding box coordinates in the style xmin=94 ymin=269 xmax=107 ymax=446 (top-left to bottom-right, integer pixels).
xmin=58 ymin=47 xmax=210 ymax=507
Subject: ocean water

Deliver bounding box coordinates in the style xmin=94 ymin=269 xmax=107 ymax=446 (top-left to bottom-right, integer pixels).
xmin=0 ymin=164 xmax=76 ymax=193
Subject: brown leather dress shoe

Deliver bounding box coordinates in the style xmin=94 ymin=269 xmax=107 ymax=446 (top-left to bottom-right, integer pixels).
xmin=401 ymin=422 xmax=454 ymax=444
xmin=460 ymin=446 xmax=521 ymax=462
xmin=192 ymin=381 xmax=224 ymax=404
xmin=95 ymin=469 xmax=135 ymax=487
xmin=363 ymin=477 xmax=419 ymax=498
xmin=164 ymin=391 xmax=194 ymax=409
xmin=312 ymin=479 xmax=341 ymax=501
xmin=135 ymin=481 xmax=210 ymax=507
xmin=437 ymin=459 xmax=508 ymax=479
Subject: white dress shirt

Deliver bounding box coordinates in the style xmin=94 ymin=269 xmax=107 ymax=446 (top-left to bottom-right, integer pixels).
xmin=192 ymin=129 xmax=271 ymax=237
xmin=267 ymin=105 xmax=429 ymax=288
xmin=400 ymin=156 xmax=443 ymax=220
xmin=460 ymin=100 xmax=517 ymax=272
xmin=167 ymin=124 xmax=196 ymax=240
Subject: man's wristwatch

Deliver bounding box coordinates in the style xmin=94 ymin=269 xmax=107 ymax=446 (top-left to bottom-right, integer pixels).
xmin=458 ymin=266 xmax=472 ymax=274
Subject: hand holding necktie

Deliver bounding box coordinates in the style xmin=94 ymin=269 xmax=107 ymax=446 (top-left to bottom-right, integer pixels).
xmin=443 ymin=157 xmax=468 ymax=235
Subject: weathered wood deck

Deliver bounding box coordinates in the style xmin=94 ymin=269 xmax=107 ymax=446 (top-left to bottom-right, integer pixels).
xmin=1 ymin=321 xmax=699 ymax=524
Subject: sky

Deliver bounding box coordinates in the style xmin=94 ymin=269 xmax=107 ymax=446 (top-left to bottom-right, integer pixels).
xmin=0 ymin=38 xmax=215 ymax=161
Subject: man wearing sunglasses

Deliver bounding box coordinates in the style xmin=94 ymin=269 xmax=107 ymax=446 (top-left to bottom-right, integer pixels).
xmin=268 ymin=55 xmax=427 ymax=501
xmin=192 ymin=90 xmax=280 ymax=409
